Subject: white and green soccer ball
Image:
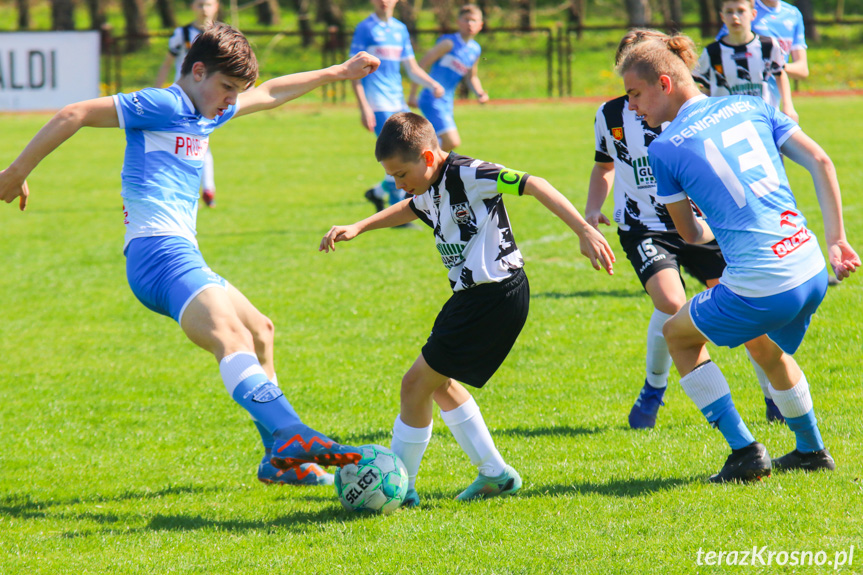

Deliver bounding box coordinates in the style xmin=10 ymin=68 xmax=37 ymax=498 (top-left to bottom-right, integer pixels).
xmin=334 ymin=444 xmax=408 ymax=514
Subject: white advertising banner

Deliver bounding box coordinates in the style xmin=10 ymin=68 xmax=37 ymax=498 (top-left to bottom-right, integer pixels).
xmin=0 ymin=31 xmax=101 ymax=111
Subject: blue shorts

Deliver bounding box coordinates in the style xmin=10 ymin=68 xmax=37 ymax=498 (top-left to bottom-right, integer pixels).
xmin=125 ymin=236 xmax=228 ymax=324
xmin=374 ymin=109 xmax=408 ymax=137
xmin=689 ymin=269 xmax=828 ymax=354
xmin=418 ymin=91 xmax=456 ymax=135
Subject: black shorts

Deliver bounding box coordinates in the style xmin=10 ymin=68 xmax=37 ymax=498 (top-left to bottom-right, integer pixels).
xmin=618 ymin=228 xmax=726 ymax=289
xmin=422 ymin=268 xmax=529 ymax=388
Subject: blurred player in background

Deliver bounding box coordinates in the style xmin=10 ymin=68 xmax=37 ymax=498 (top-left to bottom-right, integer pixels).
xmin=155 ymin=0 xmax=220 ymax=207
xmin=409 ymin=4 xmax=488 ymax=152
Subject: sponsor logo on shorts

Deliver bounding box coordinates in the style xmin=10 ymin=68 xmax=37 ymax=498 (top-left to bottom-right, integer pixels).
xmin=638 ymin=253 xmax=666 ymax=274
xmin=772 ymin=228 xmax=812 ymax=258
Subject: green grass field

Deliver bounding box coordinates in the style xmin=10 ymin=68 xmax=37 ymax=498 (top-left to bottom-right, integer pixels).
xmin=0 ymin=99 xmax=862 ymax=574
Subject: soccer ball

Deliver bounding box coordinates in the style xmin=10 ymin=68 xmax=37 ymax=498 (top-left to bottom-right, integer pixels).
xmin=334 ymin=444 xmax=409 ymax=514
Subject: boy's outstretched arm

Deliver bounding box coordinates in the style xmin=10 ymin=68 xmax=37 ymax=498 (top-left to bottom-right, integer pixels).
xmin=408 ymin=40 xmax=451 ymax=107
xmin=523 ymin=176 xmax=615 ymax=275
xmin=0 ymin=97 xmax=119 ymax=210
xmin=320 ymin=199 xmax=417 ymax=253
xmin=781 ymin=130 xmax=860 ymax=280
xmin=236 ymin=52 xmax=380 ymax=117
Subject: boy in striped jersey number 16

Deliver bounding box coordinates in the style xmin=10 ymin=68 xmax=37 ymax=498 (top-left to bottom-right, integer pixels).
xmin=320 ymin=112 xmax=614 ymax=507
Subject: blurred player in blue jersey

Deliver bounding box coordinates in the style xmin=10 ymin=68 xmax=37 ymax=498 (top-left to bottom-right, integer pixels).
xmin=408 ymin=4 xmax=488 ymax=152
xmin=617 ymin=32 xmax=859 ymax=483
xmin=351 ymin=0 xmax=444 ymax=213
xmin=0 ymin=24 xmax=380 ymax=487
xmin=155 ymin=0 xmax=221 ymax=207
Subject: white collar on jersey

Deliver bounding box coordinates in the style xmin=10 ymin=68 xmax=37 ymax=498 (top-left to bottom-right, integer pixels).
xmin=677 ymin=94 xmax=708 ymax=118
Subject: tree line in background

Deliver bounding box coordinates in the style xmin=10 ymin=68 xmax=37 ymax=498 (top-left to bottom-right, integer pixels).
xmin=12 ymin=0 xmax=847 ymax=52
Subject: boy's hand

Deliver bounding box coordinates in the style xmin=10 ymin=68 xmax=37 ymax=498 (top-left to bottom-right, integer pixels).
xmin=340 ymin=52 xmax=380 ymax=80
xmin=828 ymin=240 xmax=860 ymax=281
xmin=0 ymin=168 xmax=30 ymax=211
xmin=477 ymin=91 xmax=489 ymax=104
xmin=359 ymin=104 xmax=376 ymax=132
xmin=579 ymin=224 xmax=615 ymax=275
xmin=320 ymin=224 xmax=360 ymax=253
xmin=585 ymin=210 xmax=610 ymax=229
xmin=431 ymin=81 xmax=445 ymax=98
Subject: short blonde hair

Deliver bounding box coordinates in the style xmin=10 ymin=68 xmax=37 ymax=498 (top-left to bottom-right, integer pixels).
xmin=459 ymin=4 xmax=483 ymax=19
xmin=616 ymin=32 xmax=698 ymax=88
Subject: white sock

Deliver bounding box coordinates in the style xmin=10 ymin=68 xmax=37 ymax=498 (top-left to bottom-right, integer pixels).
xmin=219 ymin=351 xmax=267 ymax=395
xmin=645 ymin=309 xmax=673 ymax=388
xmin=391 ymin=415 xmax=432 ymax=490
xmin=372 ymin=184 xmax=386 ymax=199
xmin=769 ymin=373 xmax=814 ymax=419
xmin=679 ymin=361 xmax=731 ymax=410
xmin=271 ymin=372 xmax=279 ymax=386
xmin=440 ymin=396 xmax=506 ymax=478
xmin=745 ymin=349 xmax=772 ymax=399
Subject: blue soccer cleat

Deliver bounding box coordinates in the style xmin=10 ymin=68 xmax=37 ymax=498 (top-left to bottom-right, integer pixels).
xmin=401 ymin=487 xmax=420 ymax=509
xmin=258 ymin=452 xmax=334 ymax=486
xmin=628 ymin=380 xmax=667 ymax=429
xmin=764 ymin=397 xmax=786 ymax=424
xmin=456 ymin=465 xmax=522 ymax=501
xmin=270 ymin=424 xmax=362 ymax=470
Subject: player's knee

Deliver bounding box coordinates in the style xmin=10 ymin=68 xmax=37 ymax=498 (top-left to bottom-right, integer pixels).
xmin=653 ymin=295 xmax=685 ymax=316
xmin=251 ymin=313 xmax=275 ymax=347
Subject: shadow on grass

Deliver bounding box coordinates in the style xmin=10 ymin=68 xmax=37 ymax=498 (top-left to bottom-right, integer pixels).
xmin=532 ymin=289 xmax=640 ymax=299
xmin=497 ymin=424 xmax=606 ymax=438
xmin=522 ymin=475 xmax=700 ymax=499
xmin=0 ymin=484 xmax=224 ymax=519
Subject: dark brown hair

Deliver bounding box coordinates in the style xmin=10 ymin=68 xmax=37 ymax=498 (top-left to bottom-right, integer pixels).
xmin=181 ymin=23 xmax=258 ymax=88
xmin=375 ymin=112 xmax=440 ymax=162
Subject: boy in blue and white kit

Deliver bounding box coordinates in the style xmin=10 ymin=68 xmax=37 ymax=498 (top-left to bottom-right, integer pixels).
xmin=619 ymin=32 xmax=859 ymax=483
xmin=352 ymin=0 xmax=444 ymax=213
xmin=408 ymin=4 xmax=488 ymax=152
xmin=0 ymin=25 xmax=381 ymax=486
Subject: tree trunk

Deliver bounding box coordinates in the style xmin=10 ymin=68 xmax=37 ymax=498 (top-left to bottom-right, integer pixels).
xmin=52 ymin=0 xmax=75 ymax=30
xmin=513 ymin=0 xmax=533 ymax=30
xmin=397 ymin=0 xmax=422 ymax=36
xmin=294 ymin=0 xmax=313 ymax=46
xmin=17 ymin=0 xmax=31 ymax=29
xmin=623 ymin=0 xmax=650 ymax=28
xmin=795 ymin=0 xmax=819 ymax=41
xmin=122 ymin=0 xmax=149 ymax=52
xmin=431 ymin=0 xmax=454 ymax=31
xmin=318 ymin=0 xmax=346 ymax=49
xmin=154 ymin=0 xmax=176 ymax=29
xmin=256 ymin=0 xmax=280 ymax=26
xmin=83 ymin=0 xmax=106 ymax=29
xmin=659 ymin=0 xmax=682 ymax=32
xmin=836 ymin=0 xmax=845 ymax=20
xmin=698 ymin=0 xmax=717 ymax=38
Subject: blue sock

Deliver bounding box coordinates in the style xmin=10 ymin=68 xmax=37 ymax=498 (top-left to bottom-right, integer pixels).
xmin=786 ymin=410 xmax=825 ymax=453
xmin=701 ymin=394 xmax=756 ymax=450
xmin=254 ymin=420 xmax=274 ymax=451
xmin=220 ymin=352 xmax=302 ymax=434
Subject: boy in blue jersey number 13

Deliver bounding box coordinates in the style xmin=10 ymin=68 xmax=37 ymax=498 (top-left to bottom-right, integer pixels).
xmin=618 ymin=33 xmax=859 ymax=483
xmin=408 ymin=4 xmax=488 ymax=152
xmin=320 ymin=112 xmax=614 ymax=507
xmin=0 ymin=24 xmax=381 ymax=486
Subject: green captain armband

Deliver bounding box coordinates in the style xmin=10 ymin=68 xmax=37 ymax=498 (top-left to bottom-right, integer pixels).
xmin=496 ymin=168 xmax=529 ymax=196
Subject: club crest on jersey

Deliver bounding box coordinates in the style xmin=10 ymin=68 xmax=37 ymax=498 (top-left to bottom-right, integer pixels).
xmin=611 ymin=127 xmax=623 ymax=141
xmin=451 ymin=202 xmax=474 ymax=225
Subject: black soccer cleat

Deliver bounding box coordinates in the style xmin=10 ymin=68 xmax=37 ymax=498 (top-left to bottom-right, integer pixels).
xmin=708 ymin=441 xmax=772 ymax=484
xmin=772 ymin=448 xmax=836 ymax=472
xmin=364 ymin=188 xmax=385 ymax=213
